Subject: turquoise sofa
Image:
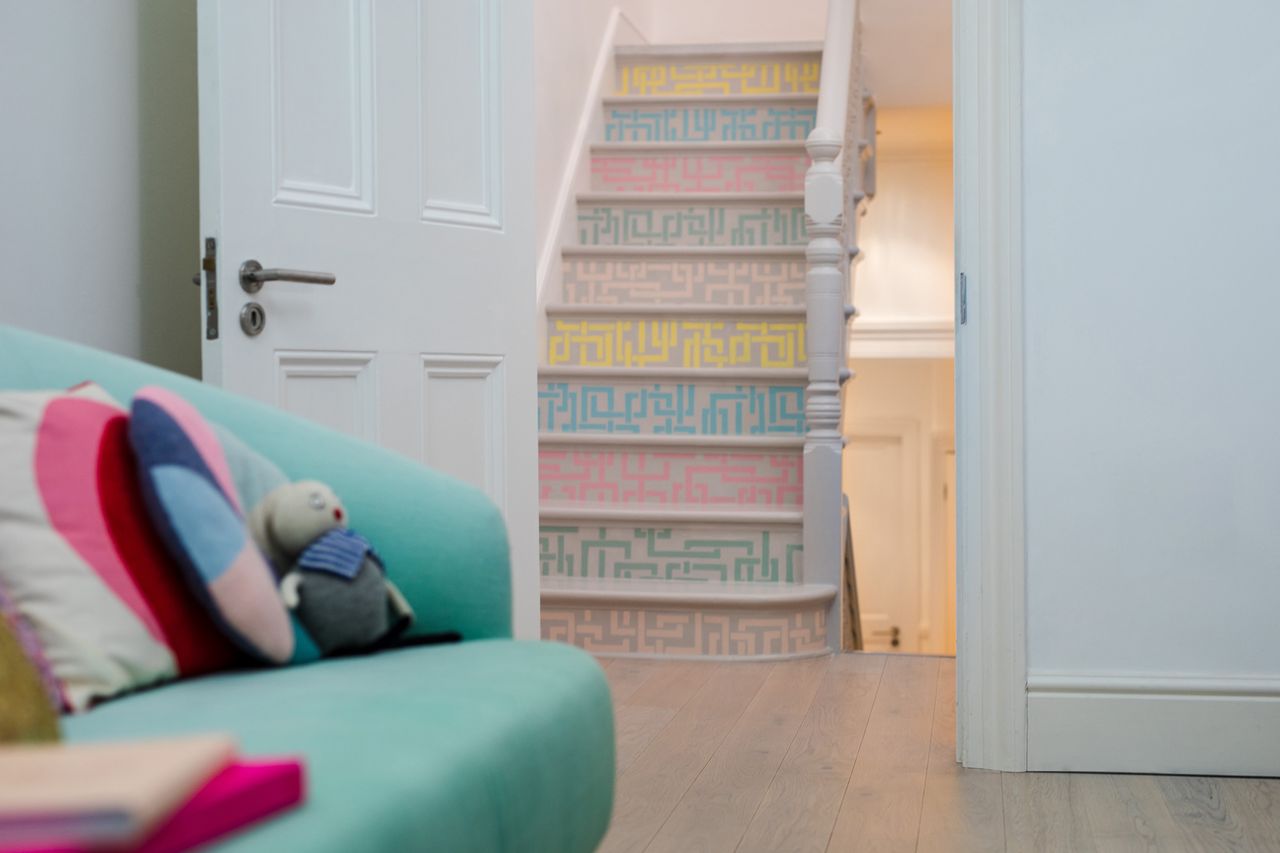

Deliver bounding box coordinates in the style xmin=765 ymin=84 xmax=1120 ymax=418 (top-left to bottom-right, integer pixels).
xmin=0 ymin=326 xmax=615 ymax=853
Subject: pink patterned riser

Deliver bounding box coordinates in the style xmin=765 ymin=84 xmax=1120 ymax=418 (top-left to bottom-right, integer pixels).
xmin=539 ymin=448 xmax=802 ymax=507
xmin=542 ymin=606 xmax=827 ymax=657
xmin=562 ymin=257 xmax=805 ymax=306
xmin=590 ymin=154 xmax=807 ymax=193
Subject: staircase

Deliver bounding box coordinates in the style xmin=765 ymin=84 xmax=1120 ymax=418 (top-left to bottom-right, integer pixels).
xmin=538 ymin=43 xmax=841 ymax=660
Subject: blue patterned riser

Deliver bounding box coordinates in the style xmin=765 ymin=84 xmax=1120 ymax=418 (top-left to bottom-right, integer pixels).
xmin=540 ymin=524 xmax=803 ymax=584
xmin=578 ymin=204 xmax=806 ymax=247
xmin=539 ymin=380 xmax=805 ymax=435
xmin=603 ymin=105 xmax=817 ymax=142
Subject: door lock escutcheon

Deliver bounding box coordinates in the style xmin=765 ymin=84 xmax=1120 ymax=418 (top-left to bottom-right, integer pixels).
xmin=239 ymin=302 xmax=267 ymax=337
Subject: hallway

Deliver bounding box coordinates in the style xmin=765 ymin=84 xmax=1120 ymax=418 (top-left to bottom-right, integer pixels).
xmin=598 ymin=654 xmax=1280 ymax=852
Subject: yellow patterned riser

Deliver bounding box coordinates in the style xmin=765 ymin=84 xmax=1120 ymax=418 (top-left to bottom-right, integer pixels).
xmin=546 ymin=318 xmax=806 ymax=369
xmin=616 ymin=58 xmax=821 ymax=96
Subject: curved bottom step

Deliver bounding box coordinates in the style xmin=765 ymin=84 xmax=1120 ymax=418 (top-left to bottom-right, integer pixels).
xmin=541 ymin=578 xmax=835 ymax=660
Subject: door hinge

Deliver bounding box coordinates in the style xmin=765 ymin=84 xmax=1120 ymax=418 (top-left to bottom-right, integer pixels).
xmin=202 ymin=237 xmax=219 ymax=340
xmin=958 ymin=272 xmax=968 ymax=325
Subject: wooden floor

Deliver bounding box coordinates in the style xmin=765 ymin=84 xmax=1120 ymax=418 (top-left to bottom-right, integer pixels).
xmin=596 ymin=654 xmax=1280 ymax=853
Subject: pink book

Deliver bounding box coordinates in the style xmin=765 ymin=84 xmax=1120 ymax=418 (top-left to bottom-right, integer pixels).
xmin=5 ymin=758 xmax=306 ymax=853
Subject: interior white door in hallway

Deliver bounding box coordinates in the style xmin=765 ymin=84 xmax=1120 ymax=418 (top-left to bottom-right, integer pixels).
xmin=196 ymin=0 xmax=538 ymax=637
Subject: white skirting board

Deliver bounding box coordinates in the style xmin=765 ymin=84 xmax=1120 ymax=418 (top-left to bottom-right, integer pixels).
xmin=1027 ymin=675 xmax=1280 ymax=776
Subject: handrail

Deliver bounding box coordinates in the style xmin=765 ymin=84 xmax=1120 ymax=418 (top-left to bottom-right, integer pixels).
xmin=803 ymin=0 xmax=863 ymax=653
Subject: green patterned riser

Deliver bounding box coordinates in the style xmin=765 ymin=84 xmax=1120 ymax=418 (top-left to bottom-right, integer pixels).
xmin=540 ymin=523 xmax=803 ymax=584
xmin=577 ymin=203 xmax=806 ymax=247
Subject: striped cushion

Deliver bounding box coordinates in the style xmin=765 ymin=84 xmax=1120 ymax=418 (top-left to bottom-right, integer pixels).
xmin=0 ymin=385 xmax=241 ymax=711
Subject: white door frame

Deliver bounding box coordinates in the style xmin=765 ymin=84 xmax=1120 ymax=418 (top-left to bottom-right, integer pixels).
xmin=953 ymin=0 xmax=1027 ymax=771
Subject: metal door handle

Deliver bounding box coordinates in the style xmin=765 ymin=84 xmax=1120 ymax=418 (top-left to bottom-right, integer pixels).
xmin=239 ymin=259 xmax=336 ymax=293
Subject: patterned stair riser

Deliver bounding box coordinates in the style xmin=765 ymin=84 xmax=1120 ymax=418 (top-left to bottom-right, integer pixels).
xmin=578 ymin=203 xmax=806 ymax=247
xmin=603 ymin=104 xmax=817 ymax=143
xmin=542 ymin=604 xmax=828 ymax=658
xmin=541 ymin=525 xmax=803 ymax=584
xmin=591 ymin=153 xmax=807 ymax=193
xmin=540 ymin=448 xmax=802 ymax=507
xmin=562 ymin=257 xmax=805 ymax=307
xmin=539 ymin=380 xmax=805 ymax=436
xmin=547 ymin=318 xmax=805 ymax=369
xmin=616 ymin=58 xmax=821 ymax=96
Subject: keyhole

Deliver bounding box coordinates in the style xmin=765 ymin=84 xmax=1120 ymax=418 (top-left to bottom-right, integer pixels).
xmin=239 ymin=302 xmax=267 ymax=336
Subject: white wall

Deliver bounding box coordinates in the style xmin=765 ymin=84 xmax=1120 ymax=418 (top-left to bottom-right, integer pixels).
xmin=1022 ymin=0 xmax=1280 ymax=772
xmin=534 ymin=0 xmax=652 ymax=268
xmin=856 ymin=107 xmax=953 ymax=325
xmin=643 ymin=0 xmax=826 ymax=44
xmin=0 ymin=2 xmax=199 ymax=377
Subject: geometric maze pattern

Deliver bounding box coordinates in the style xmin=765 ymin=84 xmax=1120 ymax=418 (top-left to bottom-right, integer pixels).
xmin=546 ymin=318 xmax=806 ymax=368
xmin=562 ymin=257 xmax=806 ymax=307
xmin=591 ymin=153 xmax=807 ymax=193
xmin=616 ymin=59 xmax=821 ymax=96
xmin=538 ymin=380 xmax=806 ymax=435
xmin=578 ymin=204 xmax=807 ymax=247
xmin=602 ymin=105 xmax=818 ymax=143
xmin=541 ymin=605 xmax=828 ymax=658
xmin=540 ymin=524 xmax=803 ymax=583
xmin=539 ymin=448 xmax=803 ymax=507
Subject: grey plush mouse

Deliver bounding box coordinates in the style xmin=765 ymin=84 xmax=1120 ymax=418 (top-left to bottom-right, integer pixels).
xmin=248 ymin=481 xmax=413 ymax=656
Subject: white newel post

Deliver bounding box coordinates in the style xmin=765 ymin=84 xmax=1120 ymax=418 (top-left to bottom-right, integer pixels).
xmin=804 ymin=128 xmax=848 ymax=652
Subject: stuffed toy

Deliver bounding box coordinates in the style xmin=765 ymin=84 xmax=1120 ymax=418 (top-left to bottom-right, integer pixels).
xmin=248 ymin=481 xmax=414 ymax=656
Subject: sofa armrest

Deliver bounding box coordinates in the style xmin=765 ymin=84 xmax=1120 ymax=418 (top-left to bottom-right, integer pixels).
xmin=0 ymin=326 xmax=513 ymax=641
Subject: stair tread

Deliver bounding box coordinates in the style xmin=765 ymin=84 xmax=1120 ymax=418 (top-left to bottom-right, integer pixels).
xmin=614 ymin=42 xmax=823 ymax=58
xmin=579 ymin=191 xmax=803 ymax=203
xmin=539 ymin=365 xmax=807 ymax=381
xmin=541 ymin=576 xmax=835 ymax=607
xmin=540 ymin=502 xmax=803 ymax=524
xmin=547 ymin=304 xmax=804 ymax=317
xmin=539 ymin=432 xmax=804 ymax=449
xmin=603 ymin=93 xmax=818 ymax=106
xmin=591 ymin=141 xmax=808 ymax=154
xmin=562 ymin=244 xmax=806 ymax=257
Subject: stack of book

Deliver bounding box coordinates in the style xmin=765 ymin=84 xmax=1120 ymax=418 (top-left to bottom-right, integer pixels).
xmin=0 ymin=735 xmax=304 ymax=853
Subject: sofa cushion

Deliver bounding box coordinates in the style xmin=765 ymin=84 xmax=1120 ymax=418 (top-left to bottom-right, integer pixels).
xmin=130 ymin=386 xmax=295 ymax=665
xmin=64 ymin=640 xmax=614 ymax=853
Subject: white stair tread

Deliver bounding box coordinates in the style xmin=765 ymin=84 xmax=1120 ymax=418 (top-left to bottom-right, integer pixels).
xmin=562 ymin=245 xmax=806 ymax=258
xmin=539 ymin=433 xmax=804 ymax=450
xmin=541 ymin=577 xmax=836 ymax=608
xmin=614 ymin=42 xmax=822 ymax=58
xmin=603 ymin=93 xmax=818 ymax=106
xmin=591 ymin=141 xmax=807 ymax=155
xmin=540 ymin=503 xmax=803 ymax=525
xmin=539 ymin=365 xmax=807 ymax=381
xmin=547 ymin=304 xmax=805 ymax=318
xmin=579 ymin=191 xmax=803 ymax=204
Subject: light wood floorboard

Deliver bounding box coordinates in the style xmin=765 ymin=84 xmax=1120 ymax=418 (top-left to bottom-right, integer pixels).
xmin=593 ymin=654 xmax=1280 ymax=853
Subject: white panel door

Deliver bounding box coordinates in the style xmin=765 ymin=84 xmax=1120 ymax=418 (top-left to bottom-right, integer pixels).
xmin=196 ymin=0 xmax=538 ymax=638
xmin=844 ymin=420 xmax=922 ymax=653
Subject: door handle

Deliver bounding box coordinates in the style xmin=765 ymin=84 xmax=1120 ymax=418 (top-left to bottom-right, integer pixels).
xmin=239 ymin=259 xmax=336 ymax=293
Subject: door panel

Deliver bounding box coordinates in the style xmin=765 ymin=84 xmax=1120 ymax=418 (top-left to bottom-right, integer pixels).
xmin=198 ymin=0 xmax=537 ymax=636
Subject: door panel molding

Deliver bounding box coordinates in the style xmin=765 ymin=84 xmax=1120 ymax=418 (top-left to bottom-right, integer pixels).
xmin=418 ymin=0 xmax=503 ymax=229
xmin=270 ymin=0 xmax=376 ymax=213
xmin=420 ymin=354 xmax=507 ymax=510
xmin=274 ymin=349 xmax=379 ymax=440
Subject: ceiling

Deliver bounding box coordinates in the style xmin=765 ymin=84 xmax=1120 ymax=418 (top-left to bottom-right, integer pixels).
xmin=861 ymin=0 xmax=952 ymax=107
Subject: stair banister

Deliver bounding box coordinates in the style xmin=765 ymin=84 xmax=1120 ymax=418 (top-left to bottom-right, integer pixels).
xmin=806 ymin=0 xmax=862 ymax=651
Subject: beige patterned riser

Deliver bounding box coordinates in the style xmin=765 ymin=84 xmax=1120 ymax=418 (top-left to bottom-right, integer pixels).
xmin=541 ymin=580 xmax=833 ymax=659
xmin=577 ymin=195 xmax=806 ymax=247
xmin=561 ymin=249 xmax=805 ymax=307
